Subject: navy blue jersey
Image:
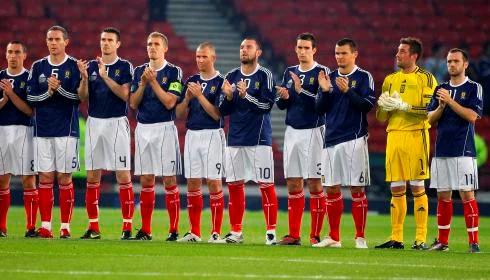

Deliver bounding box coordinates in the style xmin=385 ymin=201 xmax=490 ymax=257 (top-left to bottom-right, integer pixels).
xmin=27 ymin=55 xmax=81 ymax=137
xmin=427 ymin=78 xmax=483 ymax=157
xmin=0 ymin=68 xmax=31 ymax=126
xmin=130 ymin=61 xmax=183 ymax=124
xmin=184 ymin=72 xmax=225 ymax=130
xmin=88 ymin=57 xmax=133 ymax=118
xmin=315 ymin=66 xmax=375 ymax=147
xmin=276 ymin=62 xmax=330 ymax=129
xmin=218 ymin=65 xmax=275 ymax=146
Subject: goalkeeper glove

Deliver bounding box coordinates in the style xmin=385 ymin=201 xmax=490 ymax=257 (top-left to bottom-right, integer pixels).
xmin=377 ymin=91 xmax=396 ymax=111
xmin=389 ymin=91 xmax=411 ymax=111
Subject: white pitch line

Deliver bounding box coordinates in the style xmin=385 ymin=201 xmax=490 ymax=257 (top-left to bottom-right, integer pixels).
xmin=0 ymin=268 xmax=446 ymax=280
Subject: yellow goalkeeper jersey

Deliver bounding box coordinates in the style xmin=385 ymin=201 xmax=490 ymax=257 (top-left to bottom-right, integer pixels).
xmin=381 ymin=67 xmax=437 ymax=131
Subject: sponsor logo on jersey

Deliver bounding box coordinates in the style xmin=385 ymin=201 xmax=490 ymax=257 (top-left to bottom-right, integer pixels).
xmin=90 ymin=71 xmax=97 ymax=81
xmin=39 ymin=73 xmax=46 ymax=83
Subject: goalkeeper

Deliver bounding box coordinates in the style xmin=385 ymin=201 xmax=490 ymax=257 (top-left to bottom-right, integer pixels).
xmin=375 ymin=37 xmax=437 ymax=250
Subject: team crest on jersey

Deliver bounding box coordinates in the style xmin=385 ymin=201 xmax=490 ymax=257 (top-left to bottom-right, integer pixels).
xmin=210 ymin=86 xmax=216 ymax=93
xmin=115 ymin=69 xmax=120 ymax=77
xmin=38 ymin=73 xmax=46 ymax=83
xmin=309 ymin=77 xmax=315 ymax=85
xmin=400 ymin=84 xmax=406 ymax=93
xmin=64 ymin=70 xmax=71 ymax=79
xmin=161 ymin=77 xmax=168 ymax=84
xmin=351 ymin=80 xmax=357 ymax=88
xmin=461 ymin=92 xmax=466 ymax=99
xmin=20 ymin=81 xmax=26 ymax=89
xmin=254 ymin=81 xmax=260 ymax=89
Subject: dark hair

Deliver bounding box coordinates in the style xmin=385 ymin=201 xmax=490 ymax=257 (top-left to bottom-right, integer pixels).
xmin=7 ymin=40 xmax=27 ymax=53
xmin=297 ymin=33 xmax=316 ymax=49
xmin=102 ymin=27 xmax=121 ymax=41
xmin=148 ymin=31 xmax=168 ymax=46
xmin=448 ymin=48 xmax=469 ymax=62
xmin=400 ymin=37 xmax=423 ymax=61
xmin=336 ymin=38 xmax=357 ymax=52
xmin=47 ymin=25 xmax=68 ymax=40
xmin=243 ymin=37 xmax=261 ymax=50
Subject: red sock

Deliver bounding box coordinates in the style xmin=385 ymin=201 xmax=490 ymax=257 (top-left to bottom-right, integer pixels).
xmin=287 ymin=190 xmax=304 ymax=239
xmin=259 ymin=182 xmax=278 ymax=231
xmin=38 ymin=182 xmax=53 ymax=226
xmin=187 ymin=189 xmax=203 ymax=237
xmin=85 ymin=182 xmax=100 ymax=232
xmin=351 ymin=191 xmax=368 ymax=238
xmin=119 ymin=182 xmax=134 ymax=231
xmin=310 ymin=190 xmax=326 ymax=239
xmin=437 ymin=199 xmax=452 ymax=245
xmin=463 ymin=199 xmax=479 ymax=244
xmin=209 ymin=190 xmax=224 ymax=234
xmin=23 ymin=189 xmax=39 ymax=230
xmin=59 ymin=182 xmax=74 ymax=224
xmin=0 ymin=189 xmax=10 ymax=232
xmin=165 ymin=185 xmax=180 ymax=233
xmin=140 ymin=185 xmax=155 ymax=234
xmin=326 ymin=192 xmax=343 ymax=241
xmin=228 ymin=182 xmax=245 ymax=232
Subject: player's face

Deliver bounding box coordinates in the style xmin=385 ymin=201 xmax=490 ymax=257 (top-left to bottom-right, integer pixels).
xmin=240 ymin=39 xmax=261 ymax=64
xmin=335 ymin=44 xmax=357 ymax=69
xmin=196 ymin=47 xmax=215 ymax=72
xmin=46 ymin=30 xmax=68 ymax=56
xmin=447 ymin=52 xmax=468 ymax=77
xmin=100 ymin=32 xmax=120 ymax=56
xmin=6 ymin=43 xmax=26 ymax=69
xmin=147 ymin=36 xmax=168 ymax=60
xmin=295 ymin=40 xmax=316 ymax=64
xmin=396 ymin=44 xmax=416 ymax=69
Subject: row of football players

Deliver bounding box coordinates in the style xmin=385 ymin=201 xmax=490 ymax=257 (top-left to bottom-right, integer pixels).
xmin=0 ymin=26 xmax=482 ymax=252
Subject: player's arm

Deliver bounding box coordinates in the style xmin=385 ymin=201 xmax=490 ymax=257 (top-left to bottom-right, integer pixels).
xmin=98 ymin=58 xmax=130 ymax=101
xmin=129 ymin=68 xmax=146 ymax=110
xmin=0 ymin=79 xmax=33 ymax=116
xmin=315 ymin=70 xmax=333 ymax=115
xmin=218 ymin=78 xmax=235 ymax=116
xmin=427 ymin=86 xmax=443 ymax=125
xmin=194 ymin=82 xmax=221 ymax=121
xmin=275 ymin=69 xmax=292 ymax=110
xmin=175 ymin=81 xmax=191 ymax=118
xmin=77 ymin=59 xmax=89 ymax=101
xmin=340 ymin=74 xmax=375 ymax=113
xmin=239 ymin=72 xmax=275 ymax=113
xmin=376 ymin=78 xmax=393 ymax=122
xmin=27 ymin=63 xmax=51 ymax=104
xmin=149 ymin=68 xmax=181 ymax=109
xmin=55 ymin=65 xmax=81 ymax=103
xmin=437 ymin=87 xmax=480 ymax=124
xmin=0 ymin=94 xmax=7 ymax=109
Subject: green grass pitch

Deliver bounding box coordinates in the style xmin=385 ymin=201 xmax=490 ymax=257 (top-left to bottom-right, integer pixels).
xmin=1 ymin=206 xmax=489 ymax=279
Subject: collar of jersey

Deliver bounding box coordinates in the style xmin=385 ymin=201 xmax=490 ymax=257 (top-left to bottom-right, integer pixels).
xmin=297 ymin=62 xmax=318 ymax=73
xmin=103 ymin=56 xmax=120 ymax=66
xmin=449 ymin=76 xmax=469 ymax=88
xmin=337 ymin=65 xmax=358 ymax=77
xmin=47 ymin=54 xmax=69 ymax=66
xmin=6 ymin=68 xmax=27 ymax=77
xmin=148 ymin=60 xmax=167 ymax=72
xmin=240 ymin=64 xmax=260 ymax=76
xmin=200 ymin=71 xmax=220 ymax=81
